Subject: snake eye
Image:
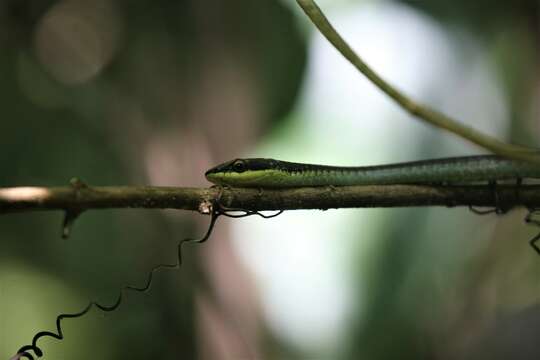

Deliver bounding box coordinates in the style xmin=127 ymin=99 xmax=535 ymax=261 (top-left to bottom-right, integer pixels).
xmin=232 ymin=160 xmax=246 ymax=173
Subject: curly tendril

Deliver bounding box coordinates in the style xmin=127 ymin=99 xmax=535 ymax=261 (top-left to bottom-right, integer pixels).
xmin=12 ymin=195 xmax=283 ymax=360
xmin=524 ymin=208 xmax=540 ymax=254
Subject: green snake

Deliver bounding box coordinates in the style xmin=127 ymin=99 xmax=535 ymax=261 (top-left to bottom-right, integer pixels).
xmin=205 ymin=155 xmax=540 ymax=188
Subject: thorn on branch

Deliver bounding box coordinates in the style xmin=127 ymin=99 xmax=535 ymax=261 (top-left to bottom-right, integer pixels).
xmin=69 ymin=177 xmax=88 ymax=190
xmin=61 ymin=177 xmax=88 ymax=239
xmin=61 ymin=209 xmax=82 ymax=239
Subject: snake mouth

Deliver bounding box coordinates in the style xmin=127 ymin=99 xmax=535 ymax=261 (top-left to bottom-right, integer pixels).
xmin=205 ymin=160 xmax=235 ymax=177
xmin=206 ymin=169 xmax=279 ymax=187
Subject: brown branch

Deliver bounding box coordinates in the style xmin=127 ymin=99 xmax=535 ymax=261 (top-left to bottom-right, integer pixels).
xmin=1 ymin=183 xmax=540 ymax=214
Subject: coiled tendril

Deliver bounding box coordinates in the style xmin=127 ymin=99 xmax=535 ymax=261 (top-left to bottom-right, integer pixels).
xmin=11 ymin=199 xmax=283 ymax=360
xmin=524 ymin=208 xmax=540 ymax=255
xmin=467 ymin=179 xmax=540 ymax=254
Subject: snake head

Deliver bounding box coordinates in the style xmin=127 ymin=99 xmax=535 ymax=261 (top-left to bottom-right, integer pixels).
xmin=205 ymin=158 xmax=280 ymax=187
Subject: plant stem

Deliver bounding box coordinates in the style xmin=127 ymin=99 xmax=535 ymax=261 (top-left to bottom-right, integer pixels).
xmin=296 ymin=0 xmax=540 ymax=163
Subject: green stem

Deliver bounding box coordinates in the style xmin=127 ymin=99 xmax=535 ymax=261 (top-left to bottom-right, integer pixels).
xmin=296 ymin=0 xmax=540 ymax=163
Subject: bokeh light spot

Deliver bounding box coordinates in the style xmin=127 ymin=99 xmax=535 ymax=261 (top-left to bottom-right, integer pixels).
xmin=34 ymin=0 xmax=122 ymax=85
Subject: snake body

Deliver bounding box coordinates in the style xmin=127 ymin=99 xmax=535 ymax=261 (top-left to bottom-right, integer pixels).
xmin=205 ymin=156 xmax=540 ymax=188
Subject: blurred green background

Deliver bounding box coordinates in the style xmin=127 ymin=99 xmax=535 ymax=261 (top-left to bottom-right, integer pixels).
xmin=1 ymin=0 xmax=540 ymax=359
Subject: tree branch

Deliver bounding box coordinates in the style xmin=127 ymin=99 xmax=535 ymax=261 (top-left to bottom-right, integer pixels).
xmin=2 ymin=183 xmax=540 ymax=214
xmin=295 ymin=0 xmax=540 ymax=163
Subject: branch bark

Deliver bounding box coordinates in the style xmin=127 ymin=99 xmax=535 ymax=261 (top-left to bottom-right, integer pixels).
xmin=2 ymin=183 xmax=540 ymax=214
